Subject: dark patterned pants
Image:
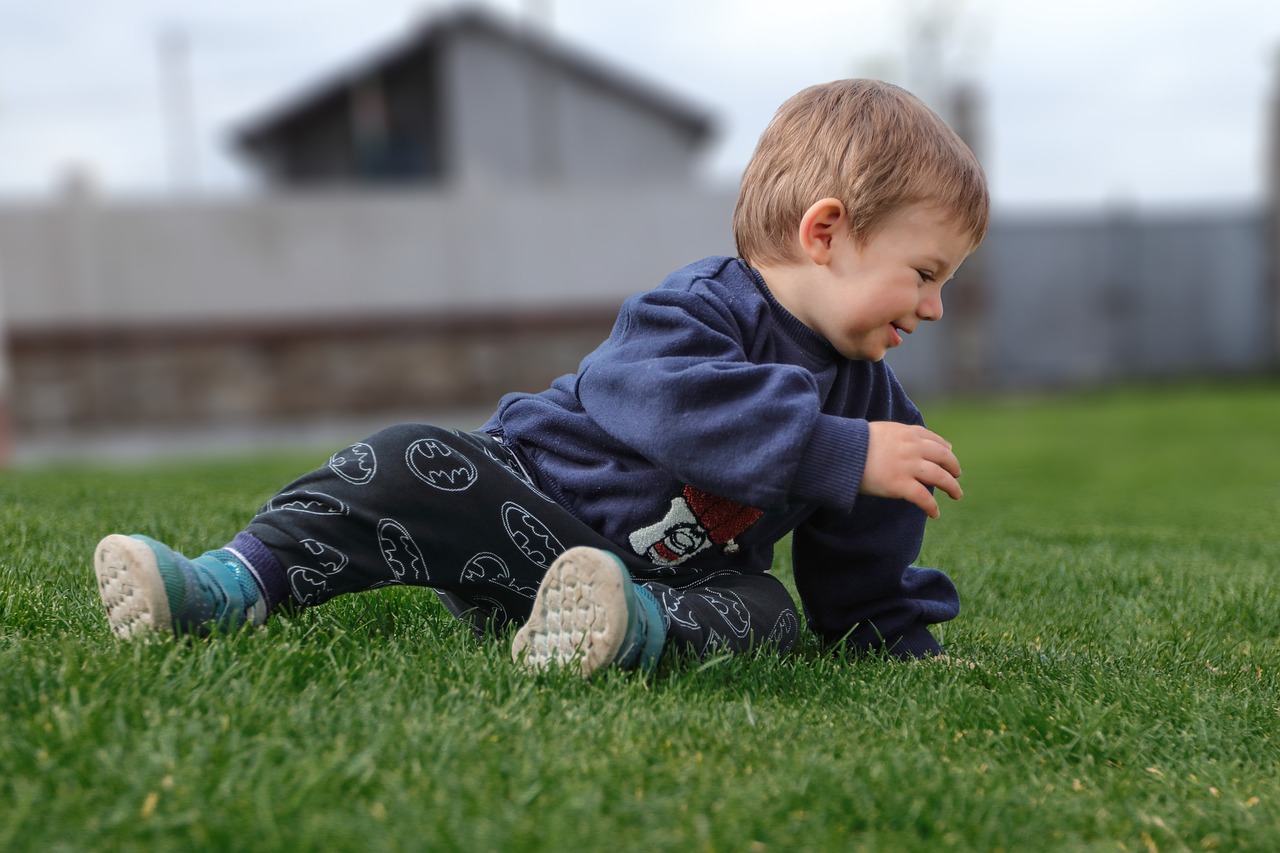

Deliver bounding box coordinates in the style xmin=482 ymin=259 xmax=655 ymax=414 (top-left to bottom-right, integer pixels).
xmin=244 ymin=424 xmax=799 ymax=657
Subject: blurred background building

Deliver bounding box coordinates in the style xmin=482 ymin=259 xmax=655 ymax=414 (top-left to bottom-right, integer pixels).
xmin=234 ymin=9 xmax=712 ymax=188
xmin=0 ymin=7 xmax=727 ymax=458
xmin=0 ymin=1 xmax=1276 ymax=462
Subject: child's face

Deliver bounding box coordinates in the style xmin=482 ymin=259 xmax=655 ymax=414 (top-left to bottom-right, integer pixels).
xmin=793 ymin=203 xmax=972 ymax=362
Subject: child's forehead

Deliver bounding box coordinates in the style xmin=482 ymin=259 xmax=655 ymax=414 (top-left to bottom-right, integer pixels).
xmin=910 ymin=200 xmax=984 ymax=250
xmin=878 ymin=203 xmax=977 ymax=261
xmin=884 ymin=201 xmax=970 ymax=234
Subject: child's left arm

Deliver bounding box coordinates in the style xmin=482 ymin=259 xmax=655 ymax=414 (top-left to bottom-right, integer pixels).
xmin=573 ymin=285 xmax=862 ymax=511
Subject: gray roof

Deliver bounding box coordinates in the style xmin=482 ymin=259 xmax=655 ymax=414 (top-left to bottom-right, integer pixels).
xmin=234 ymin=6 xmax=715 ymax=151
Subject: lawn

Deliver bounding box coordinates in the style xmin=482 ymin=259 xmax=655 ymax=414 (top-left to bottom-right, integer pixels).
xmin=2 ymin=381 xmax=1278 ymax=851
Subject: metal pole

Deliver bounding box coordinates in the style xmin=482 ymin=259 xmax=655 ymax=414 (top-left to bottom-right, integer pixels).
xmin=1267 ymin=49 xmax=1280 ymax=369
xmin=0 ymin=256 xmax=13 ymax=465
xmin=158 ymin=25 xmax=200 ymax=194
xmin=947 ymin=82 xmax=989 ymax=391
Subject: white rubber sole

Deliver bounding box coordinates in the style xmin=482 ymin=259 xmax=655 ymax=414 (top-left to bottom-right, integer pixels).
xmin=94 ymin=534 xmax=173 ymax=639
xmin=512 ymin=547 xmax=629 ymax=678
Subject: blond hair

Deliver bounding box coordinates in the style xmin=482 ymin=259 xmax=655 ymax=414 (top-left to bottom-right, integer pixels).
xmin=733 ymin=79 xmax=989 ymax=266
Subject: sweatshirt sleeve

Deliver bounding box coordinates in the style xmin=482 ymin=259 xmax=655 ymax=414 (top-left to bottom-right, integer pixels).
xmin=573 ymin=284 xmax=863 ymax=511
xmin=791 ymin=496 xmax=960 ymax=658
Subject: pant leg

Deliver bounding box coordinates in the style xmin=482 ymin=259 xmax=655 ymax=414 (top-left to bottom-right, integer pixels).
xmin=242 ymin=422 xmax=800 ymax=656
xmin=641 ymin=571 xmax=799 ymax=657
xmin=244 ymin=424 xmax=631 ymax=632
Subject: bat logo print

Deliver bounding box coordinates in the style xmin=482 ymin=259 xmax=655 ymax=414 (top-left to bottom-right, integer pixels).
xmin=461 ymin=551 xmax=507 ymax=584
xmin=301 ymin=538 xmax=348 ymax=573
xmin=703 ymin=590 xmax=751 ymax=638
xmin=501 ymin=502 xmax=563 ymax=569
xmin=468 ymin=596 xmax=511 ymax=631
xmin=478 ymin=441 xmax=505 ymax=468
xmin=474 ymin=434 xmax=557 ymax=503
xmin=406 ymin=439 xmax=478 ymax=492
xmin=287 ymin=539 xmax=349 ymax=607
xmin=265 ymin=490 xmax=349 ymax=516
xmin=377 ymin=518 xmax=429 ymax=582
xmin=329 ymin=443 xmax=377 ymax=485
xmin=288 ymin=567 xmax=330 ymax=607
xmin=462 ymin=551 xmax=538 ymax=599
xmin=658 ymin=587 xmax=700 ymax=631
xmin=766 ymin=608 xmax=799 ymax=649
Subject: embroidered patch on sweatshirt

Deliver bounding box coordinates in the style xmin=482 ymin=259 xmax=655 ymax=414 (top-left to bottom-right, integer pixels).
xmin=629 ymin=484 xmax=763 ymax=568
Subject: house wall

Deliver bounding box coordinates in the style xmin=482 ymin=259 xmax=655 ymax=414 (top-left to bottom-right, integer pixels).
xmin=441 ymin=26 xmax=701 ymax=186
xmin=554 ymin=72 xmax=705 ymax=184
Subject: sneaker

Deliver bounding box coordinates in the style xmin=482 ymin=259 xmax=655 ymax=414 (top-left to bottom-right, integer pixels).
xmin=512 ymin=546 xmax=666 ymax=677
xmin=94 ymin=534 xmax=267 ymax=639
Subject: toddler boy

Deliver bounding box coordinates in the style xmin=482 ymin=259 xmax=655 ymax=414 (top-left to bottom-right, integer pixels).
xmin=94 ymin=79 xmax=988 ymax=676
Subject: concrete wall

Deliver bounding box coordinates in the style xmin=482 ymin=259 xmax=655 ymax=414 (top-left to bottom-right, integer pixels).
xmin=983 ymin=207 xmax=1269 ymax=389
xmin=0 ymin=186 xmax=1270 ymax=445
xmin=0 ymin=185 xmax=736 ymax=327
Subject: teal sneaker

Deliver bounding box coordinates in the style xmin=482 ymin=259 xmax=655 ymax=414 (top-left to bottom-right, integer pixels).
xmin=512 ymin=546 xmax=666 ymax=677
xmin=94 ymin=534 xmax=267 ymax=639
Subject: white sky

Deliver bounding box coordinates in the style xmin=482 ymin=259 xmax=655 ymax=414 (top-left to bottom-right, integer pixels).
xmin=2 ymin=0 xmax=1279 ymax=209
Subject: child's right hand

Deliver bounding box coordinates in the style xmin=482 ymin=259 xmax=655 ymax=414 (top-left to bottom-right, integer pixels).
xmin=860 ymin=422 xmax=963 ymax=519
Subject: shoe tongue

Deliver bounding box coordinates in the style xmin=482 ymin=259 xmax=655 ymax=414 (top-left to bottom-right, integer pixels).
xmin=627 ymin=583 xmax=667 ymax=673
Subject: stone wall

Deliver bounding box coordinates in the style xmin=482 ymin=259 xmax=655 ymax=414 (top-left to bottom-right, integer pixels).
xmin=7 ymin=307 xmax=617 ymax=432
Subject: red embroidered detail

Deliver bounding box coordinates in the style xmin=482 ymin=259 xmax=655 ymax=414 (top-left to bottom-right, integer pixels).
xmin=681 ymin=485 xmax=763 ymax=545
xmin=651 ymin=540 xmax=682 ymax=563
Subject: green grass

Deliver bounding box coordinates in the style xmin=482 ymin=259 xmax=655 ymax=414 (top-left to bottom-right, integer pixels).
xmin=3 ymin=381 xmax=1280 ymax=851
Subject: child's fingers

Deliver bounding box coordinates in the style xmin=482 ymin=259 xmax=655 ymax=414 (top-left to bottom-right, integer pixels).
xmin=862 ymin=421 xmax=965 ymax=515
xmin=903 ymin=425 xmax=961 ymax=477
xmin=922 ymin=441 xmax=963 ymax=479
xmin=915 ymin=426 xmax=953 ymax=451
xmin=932 ymin=469 xmax=964 ymax=502
xmin=905 ymin=483 xmax=941 ymax=519
xmin=917 ymin=463 xmax=963 ymax=503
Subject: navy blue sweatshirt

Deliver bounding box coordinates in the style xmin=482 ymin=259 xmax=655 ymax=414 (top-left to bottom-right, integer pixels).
xmin=484 ymin=256 xmax=959 ymax=657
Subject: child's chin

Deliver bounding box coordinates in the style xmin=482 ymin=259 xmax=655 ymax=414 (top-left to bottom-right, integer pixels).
xmin=830 ymin=337 xmax=887 ymax=361
xmin=852 ymin=347 xmax=888 ymax=363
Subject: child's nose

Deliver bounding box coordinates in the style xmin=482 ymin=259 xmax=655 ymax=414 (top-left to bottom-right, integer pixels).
xmin=918 ymin=288 xmax=944 ymax=321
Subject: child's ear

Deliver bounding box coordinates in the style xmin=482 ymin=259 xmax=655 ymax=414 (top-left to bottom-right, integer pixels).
xmin=797 ymin=198 xmax=847 ymax=265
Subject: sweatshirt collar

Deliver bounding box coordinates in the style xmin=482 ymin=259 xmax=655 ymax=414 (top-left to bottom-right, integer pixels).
xmin=739 ymin=260 xmax=840 ymax=360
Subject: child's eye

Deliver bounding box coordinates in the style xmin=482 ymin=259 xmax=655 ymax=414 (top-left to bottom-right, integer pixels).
xmin=917 ymin=270 xmax=936 ymax=283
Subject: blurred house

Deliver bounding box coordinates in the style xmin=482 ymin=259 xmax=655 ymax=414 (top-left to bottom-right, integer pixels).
xmin=233 ymin=7 xmax=712 ymax=189
xmin=0 ymin=7 xmax=728 ymax=456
